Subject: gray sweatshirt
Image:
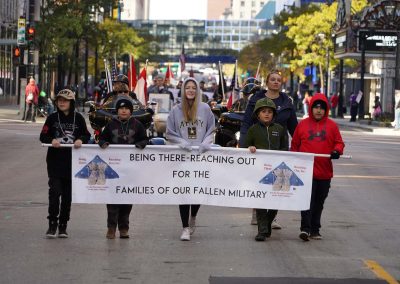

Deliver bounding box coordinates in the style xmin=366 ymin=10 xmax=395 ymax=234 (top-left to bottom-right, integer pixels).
xmin=166 ymin=102 xmax=215 ymax=146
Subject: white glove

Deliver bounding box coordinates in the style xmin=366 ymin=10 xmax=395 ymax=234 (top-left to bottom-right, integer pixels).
xmin=179 ymin=142 xmax=192 ymax=152
xmin=198 ymin=143 xmax=211 ymax=154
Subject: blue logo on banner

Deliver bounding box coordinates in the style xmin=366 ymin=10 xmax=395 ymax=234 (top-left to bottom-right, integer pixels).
xmin=259 ymin=162 xmax=303 ymax=191
xmin=75 ymin=155 xmax=119 ymax=185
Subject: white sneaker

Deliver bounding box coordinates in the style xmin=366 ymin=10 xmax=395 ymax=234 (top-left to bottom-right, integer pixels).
xmin=180 ymin=227 xmax=191 ymax=241
xmin=189 ymin=217 xmax=196 ymax=235
xmin=271 ymin=219 xmax=282 ymax=230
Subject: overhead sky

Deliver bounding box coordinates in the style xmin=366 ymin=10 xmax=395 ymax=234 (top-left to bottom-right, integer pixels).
xmin=149 ymin=0 xmax=207 ymax=20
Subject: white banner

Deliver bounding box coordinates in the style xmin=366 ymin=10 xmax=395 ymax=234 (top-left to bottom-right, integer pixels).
xmin=72 ymin=146 xmax=314 ymax=210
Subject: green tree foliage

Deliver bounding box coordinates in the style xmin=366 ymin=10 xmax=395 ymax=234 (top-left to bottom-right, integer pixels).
xmin=36 ymin=0 xmax=149 ymax=85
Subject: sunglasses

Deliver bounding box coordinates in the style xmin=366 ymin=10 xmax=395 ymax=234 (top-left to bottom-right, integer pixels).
xmin=117 ymin=90 xmax=129 ymax=94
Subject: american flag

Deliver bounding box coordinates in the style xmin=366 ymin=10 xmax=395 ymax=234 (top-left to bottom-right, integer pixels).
xmin=110 ymin=57 xmax=118 ymax=80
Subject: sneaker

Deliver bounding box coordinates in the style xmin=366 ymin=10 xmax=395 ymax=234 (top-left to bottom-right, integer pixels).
xmin=255 ymin=233 xmax=267 ymax=242
xmin=58 ymin=224 xmax=68 ymax=238
xmin=189 ymin=216 xmax=196 ymax=235
xmin=46 ymin=223 xmax=57 ymax=239
xmin=251 ymin=209 xmax=257 ymax=225
xmin=299 ymin=231 xmax=310 ymax=241
xmin=106 ymin=228 xmax=116 ymax=239
xmin=271 ymin=219 xmax=282 ymax=230
xmin=120 ymin=229 xmax=130 ymax=239
xmin=180 ymin=227 xmax=191 ymax=241
xmin=310 ymin=233 xmax=323 ymax=240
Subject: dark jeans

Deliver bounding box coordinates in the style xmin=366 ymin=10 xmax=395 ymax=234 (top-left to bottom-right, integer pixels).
xmin=24 ymin=102 xmax=36 ymax=122
xmin=179 ymin=204 xmax=200 ymax=228
xmin=48 ymin=177 xmax=72 ymax=224
xmin=256 ymin=209 xmax=278 ymax=235
xmin=301 ymin=179 xmax=330 ymax=234
xmin=107 ymin=204 xmax=132 ymax=230
xmin=350 ymin=105 xmax=358 ymax=121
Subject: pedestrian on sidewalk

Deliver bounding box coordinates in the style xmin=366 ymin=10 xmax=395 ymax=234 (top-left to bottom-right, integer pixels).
xmin=166 ymin=77 xmax=215 ymax=241
xmin=39 ymin=89 xmax=91 ymax=239
xmin=372 ymin=96 xmax=382 ymax=120
xmin=302 ymin=92 xmax=311 ymax=117
xmin=395 ymin=100 xmax=400 ymax=130
xmin=24 ymin=78 xmax=39 ymax=122
xmin=329 ymin=92 xmax=338 ymax=118
xmin=239 ymin=69 xmax=298 ymax=229
xmin=291 ymin=93 xmax=345 ymax=241
xmin=349 ymin=92 xmax=358 ymax=122
xmin=98 ymin=98 xmax=148 ymax=239
xmin=245 ymin=98 xmax=288 ymax=241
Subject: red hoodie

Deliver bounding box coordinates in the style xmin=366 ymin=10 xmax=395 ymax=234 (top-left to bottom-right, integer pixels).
xmin=291 ymin=93 xmax=345 ymax=179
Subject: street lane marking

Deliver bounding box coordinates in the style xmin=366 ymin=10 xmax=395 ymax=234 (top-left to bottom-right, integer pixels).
xmin=364 ymin=260 xmax=399 ymax=284
xmin=335 ymin=175 xmax=400 ymax=180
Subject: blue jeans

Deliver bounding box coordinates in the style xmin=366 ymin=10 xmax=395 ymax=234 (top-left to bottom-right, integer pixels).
xmin=300 ymin=179 xmax=330 ymax=234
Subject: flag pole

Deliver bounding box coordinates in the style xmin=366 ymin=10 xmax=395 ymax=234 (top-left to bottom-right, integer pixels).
xmin=218 ymin=61 xmax=225 ymax=101
xmin=255 ymin=61 xmax=261 ymax=80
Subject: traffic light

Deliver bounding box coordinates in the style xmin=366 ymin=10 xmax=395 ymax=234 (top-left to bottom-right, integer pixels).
xmin=13 ymin=46 xmax=22 ymax=66
xmin=27 ymin=25 xmax=35 ymax=45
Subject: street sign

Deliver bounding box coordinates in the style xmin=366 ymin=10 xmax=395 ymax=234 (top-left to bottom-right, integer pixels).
xmin=17 ymin=18 xmax=26 ymax=46
xmin=359 ymin=31 xmax=397 ymax=53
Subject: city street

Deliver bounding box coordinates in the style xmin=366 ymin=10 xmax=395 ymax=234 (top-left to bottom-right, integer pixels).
xmin=0 ymin=119 xmax=399 ymax=284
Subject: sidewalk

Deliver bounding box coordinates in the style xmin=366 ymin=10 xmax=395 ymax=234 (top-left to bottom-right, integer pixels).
xmin=1 ymin=104 xmax=399 ymax=136
xmin=297 ymin=112 xmax=400 ymax=136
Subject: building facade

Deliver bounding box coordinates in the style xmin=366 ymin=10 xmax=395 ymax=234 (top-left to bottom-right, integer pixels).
xmin=127 ymin=18 xmax=276 ymax=60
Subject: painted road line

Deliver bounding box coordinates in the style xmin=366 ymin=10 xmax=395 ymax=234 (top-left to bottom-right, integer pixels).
xmin=335 ymin=175 xmax=400 ymax=180
xmin=364 ymin=260 xmax=399 ymax=284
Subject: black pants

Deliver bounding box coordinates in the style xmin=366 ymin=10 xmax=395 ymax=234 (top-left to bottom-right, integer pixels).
xmin=350 ymin=105 xmax=358 ymax=121
xmin=24 ymin=102 xmax=36 ymax=122
xmin=107 ymin=204 xmax=132 ymax=230
xmin=301 ymin=179 xmax=330 ymax=234
xmin=256 ymin=209 xmax=278 ymax=235
xmin=179 ymin=205 xmax=200 ymax=228
xmin=48 ymin=177 xmax=72 ymax=224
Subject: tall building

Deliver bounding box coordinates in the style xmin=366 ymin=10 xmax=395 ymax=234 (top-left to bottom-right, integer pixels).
xmin=0 ymin=0 xmax=24 ymax=105
xmin=120 ymin=0 xmax=148 ymax=20
xmin=207 ymin=0 xmax=231 ymax=19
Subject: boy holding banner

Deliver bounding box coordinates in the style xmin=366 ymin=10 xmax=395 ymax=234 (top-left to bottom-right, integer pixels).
xmin=291 ymin=93 xmax=345 ymax=241
xmin=40 ymin=89 xmax=91 ymax=238
xmin=245 ymin=98 xmax=288 ymax=241
xmin=98 ymin=98 xmax=148 ymax=239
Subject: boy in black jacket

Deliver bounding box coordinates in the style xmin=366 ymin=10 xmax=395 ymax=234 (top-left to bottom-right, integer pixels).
xmin=40 ymin=89 xmax=91 ymax=238
xmin=98 ymin=98 xmax=148 ymax=239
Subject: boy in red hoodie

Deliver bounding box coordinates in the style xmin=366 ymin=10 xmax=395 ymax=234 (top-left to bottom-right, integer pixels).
xmin=291 ymin=93 xmax=345 ymax=241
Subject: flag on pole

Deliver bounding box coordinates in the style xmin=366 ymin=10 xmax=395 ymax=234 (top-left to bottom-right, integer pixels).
xmin=165 ymin=64 xmax=174 ymax=82
xmin=134 ymin=67 xmax=147 ymax=105
xmin=104 ymin=59 xmax=113 ymax=93
xmin=127 ymin=54 xmax=137 ymax=91
xmin=255 ymin=62 xmax=261 ymax=80
xmin=217 ymin=62 xmax=227 ymax=103
xmin=179 ymin=44 xmax=186 ymax=73
xmin=110 ymin=57 xmax=118 ymax=80
xmin=226 ymin=60 xmax=239 ymax=109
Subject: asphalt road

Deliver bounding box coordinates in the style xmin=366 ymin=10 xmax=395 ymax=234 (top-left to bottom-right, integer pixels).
xmin=0 ymin=120 xmax=399 ymax=284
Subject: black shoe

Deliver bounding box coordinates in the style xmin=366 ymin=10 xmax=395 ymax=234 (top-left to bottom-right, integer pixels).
xmin=58 ymin=224 xmax=68 ymax=238
xmin=46 ymin=222 xmax=58 ymax=239
xmin=299 ymin=231 xmax=310 ymax=241
xmin=310 ymin=233 xmax=322 ymax=240
xmin=255 ymin=233 xmax=267 ymax=242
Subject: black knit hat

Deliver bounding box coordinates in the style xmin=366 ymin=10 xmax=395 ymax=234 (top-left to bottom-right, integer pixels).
xmin=115 ymin=98 xmax=133 ymax=113
xmin=312 ymin=100 xmax=327 ymax=111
